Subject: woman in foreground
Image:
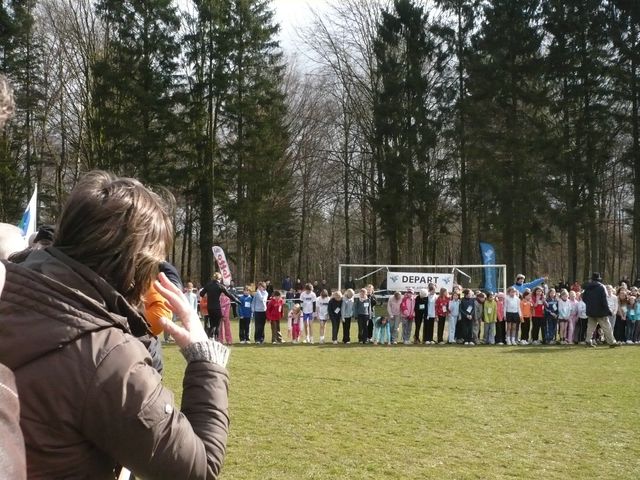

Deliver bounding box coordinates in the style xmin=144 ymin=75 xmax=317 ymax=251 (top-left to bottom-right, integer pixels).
xmin=0 ymin=171 xmax=229 ymax=479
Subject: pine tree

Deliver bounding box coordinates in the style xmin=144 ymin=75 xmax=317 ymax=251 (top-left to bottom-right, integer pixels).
xmin=373 ymin=0 xmax=443 ymax=263
xmin=0 ymin=0 xmax=44 ymax=223
xmin=609 ymin=0 xmax=640 ymax=277
xmin=466 ymin=0 xmax=547 ymax=279
xmin=91 ymin=0 xmax=181 ymax=184
xmin=221 ymin=0 xmax=293 ymax=282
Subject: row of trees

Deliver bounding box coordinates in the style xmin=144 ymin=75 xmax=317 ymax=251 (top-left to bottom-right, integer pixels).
xmin=0 ymin=0 xmax=639 ymax=287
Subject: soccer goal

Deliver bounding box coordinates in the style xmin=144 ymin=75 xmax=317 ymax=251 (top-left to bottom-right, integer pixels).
xmin=338 ymin=263 xmax=507 ymax=296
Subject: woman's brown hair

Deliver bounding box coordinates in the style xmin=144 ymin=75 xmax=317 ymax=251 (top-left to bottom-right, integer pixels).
xmin=54 ymin=171 xmax=173 ymax=303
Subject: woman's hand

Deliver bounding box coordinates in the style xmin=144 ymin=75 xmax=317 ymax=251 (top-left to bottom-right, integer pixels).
xmin=154 ymin=272 xmax=208 ymax=349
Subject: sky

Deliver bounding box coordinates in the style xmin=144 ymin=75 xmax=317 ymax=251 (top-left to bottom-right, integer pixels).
xmin=271 ymin=0 xmax=330 ymax=55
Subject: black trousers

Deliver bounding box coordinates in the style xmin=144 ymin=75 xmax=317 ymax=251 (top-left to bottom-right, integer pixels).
xmin=330 ymin=317 xmax=341 ymax=342
xmin=531 ymin=316 xmax=544 ymax=342
xmin=496 ymin=321 xmax=506 ymax=344
xmin=437 ymin=316 xmax=446 ymax=343
xmin=239 ymin=316 xmax=251 ymax=342
xmin=577 ymin=317 xmax=588 ymax=342
xmin=254 ymin=311 xmax=266 ymax=343
xmin=358 ymin=314 xmax=369 ymax=343
xmin=461 ymin=317 xmax=473 ymax=342
xmin=342 ymin=317 xmax=352 ymax=343
xmin=207 ymin=309 xmax=222 ymax=339
xmin=423 ymin=317 xmax=435 ymax=343
xmin=520 ymin=318 xmax=530 ymax=342
xmin=367 ymin=318 xmax=374 ymax=340
xmin=613 ymin=317 xmax=626 ymax=341
xmin=414 ymin=311 xmax=425 ymax=341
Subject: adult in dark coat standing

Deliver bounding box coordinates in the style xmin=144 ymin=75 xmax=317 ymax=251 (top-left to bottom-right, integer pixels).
xmin=582 ymin=272 xmax=618 ymax=348
xmin=201 ymin=272 xmax=237 ymax=339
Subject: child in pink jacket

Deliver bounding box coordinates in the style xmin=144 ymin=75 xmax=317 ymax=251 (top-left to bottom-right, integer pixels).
xmin=400 ymin=289 xmax=416 ymax=345
xmin=219 ymin=294 xmax=233 ymax=345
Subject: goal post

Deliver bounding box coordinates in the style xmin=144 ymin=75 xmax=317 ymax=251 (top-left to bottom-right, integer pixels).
xmin=338 ymin=263 xmax=508 ymax=295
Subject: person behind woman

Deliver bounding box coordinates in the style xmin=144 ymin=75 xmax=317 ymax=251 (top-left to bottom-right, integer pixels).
xmin=354 ymin=288 xmax=371 ymax=344
xmin=544 ymin=288 xmax=559 ymax=344
xmin=447 ymin=291 xmax=460 ymax=344
xmin=0 ymin=171 xmax=229 ymax=479
xmin=531 ymin=286 xmax=546 ymax=345
xmin=266 ymin=290 xmax=284 ymax=344
xmin=341 ymin=289 xmax=355 ymax=344
xmin=328 ymin=290 xmax=343 ymax=344
xmin=400 ymin=289 xmax=416 ymax=345
xmin=251 ymin=282 xmax=269 ymax=344
xmin=200 ymin=272 xmax=236 ymax=339
xmin=414 ymin=289 xmax=428 ymax=343
xmin=387 ymin=291 xmax=402 ymax=345
xmin=435 ymin=288 xmax=449 ymax=344
xmin=238 ymin=286 xmax=253 ymax=344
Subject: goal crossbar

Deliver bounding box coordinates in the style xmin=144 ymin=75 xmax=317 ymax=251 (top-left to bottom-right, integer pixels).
xmin=338 ymin=263 xmax=508 ymax=293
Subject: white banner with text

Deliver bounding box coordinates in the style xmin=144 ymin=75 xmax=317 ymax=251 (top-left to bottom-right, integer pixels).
xmin=387 ymin=272 xmax=454 ymax=292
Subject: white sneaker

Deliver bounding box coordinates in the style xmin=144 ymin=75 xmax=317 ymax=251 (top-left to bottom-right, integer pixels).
xmin=332 ymin=340 xmax=337 ymax=344
xmin=506 ymin=338 xmax=512 ymax=345
xmin=520 ymin=340 xmax=528 ymax=345
xmin=319 ymin=336 xmax=325 ymax=344
xmin=304 ymin=337 xmax=309 ymax=344
xmin=464 ymin=342 xmax=470 ymax=345
xmin=497 ymin=342 xmax=504 ymax=345
xmin=627 ymin=340 xmax=633 ymax=344
xmin=310 ymin=337 xmax=314 ymax=344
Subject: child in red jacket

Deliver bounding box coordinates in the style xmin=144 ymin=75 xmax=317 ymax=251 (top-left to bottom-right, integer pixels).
xmin=435 ymin=288 xmax=450 ymax=344
xmin=266 ymin=290 xmax=285 ymax=344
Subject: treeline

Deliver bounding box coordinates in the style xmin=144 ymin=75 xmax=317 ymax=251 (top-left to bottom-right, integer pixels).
xmin=0 ymin=0 xmax=638 ymax=287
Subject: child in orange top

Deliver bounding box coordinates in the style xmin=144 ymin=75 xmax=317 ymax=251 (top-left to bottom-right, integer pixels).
xmin=520 ymin=289 xmax=533 ymax=345
xmin=266 ymin=290 xmax=285 ymax=344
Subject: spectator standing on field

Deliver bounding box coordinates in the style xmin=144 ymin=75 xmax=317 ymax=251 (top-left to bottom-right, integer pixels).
xmin=200 ymin=272 xmax=236 ymax=339
xmin=581 ymin=273 xmax=618 ymax=348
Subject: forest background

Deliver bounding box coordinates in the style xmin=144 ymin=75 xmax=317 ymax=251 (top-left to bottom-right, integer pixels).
xmin=1 ymin=0 xmax=639 ymax=288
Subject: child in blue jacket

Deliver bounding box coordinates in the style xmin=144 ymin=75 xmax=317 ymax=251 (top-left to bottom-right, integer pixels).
xmin=238 ymin=286 xmax=253 ymax=344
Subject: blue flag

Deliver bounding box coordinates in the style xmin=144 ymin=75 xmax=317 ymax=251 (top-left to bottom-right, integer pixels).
xmin=18 ymin=184 xmax=37 ymax=239
xmin=479 ymin=242 xmax=497 ymax=293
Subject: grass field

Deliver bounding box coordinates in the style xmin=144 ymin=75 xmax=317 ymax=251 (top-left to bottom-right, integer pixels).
xmin=163 ymin=321 xmax=640 ymax=479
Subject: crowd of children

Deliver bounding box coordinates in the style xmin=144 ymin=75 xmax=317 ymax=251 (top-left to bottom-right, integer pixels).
xmin=195 ymin=279 xmax=640 ymax=347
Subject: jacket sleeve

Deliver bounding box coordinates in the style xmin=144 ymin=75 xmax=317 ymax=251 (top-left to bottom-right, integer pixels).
xmin=0 ymin=364 xmax=26 ymax=480
xmin=82 ymin=337 xmax=229 ymax=480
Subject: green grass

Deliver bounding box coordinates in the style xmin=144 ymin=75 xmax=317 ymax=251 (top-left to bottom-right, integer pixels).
xmin=163 ymin=321 xmax=640 ymax=479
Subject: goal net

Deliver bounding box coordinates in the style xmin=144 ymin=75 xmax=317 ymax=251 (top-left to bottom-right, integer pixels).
xmin=337 ymin=263 xmax=507 ymax=298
